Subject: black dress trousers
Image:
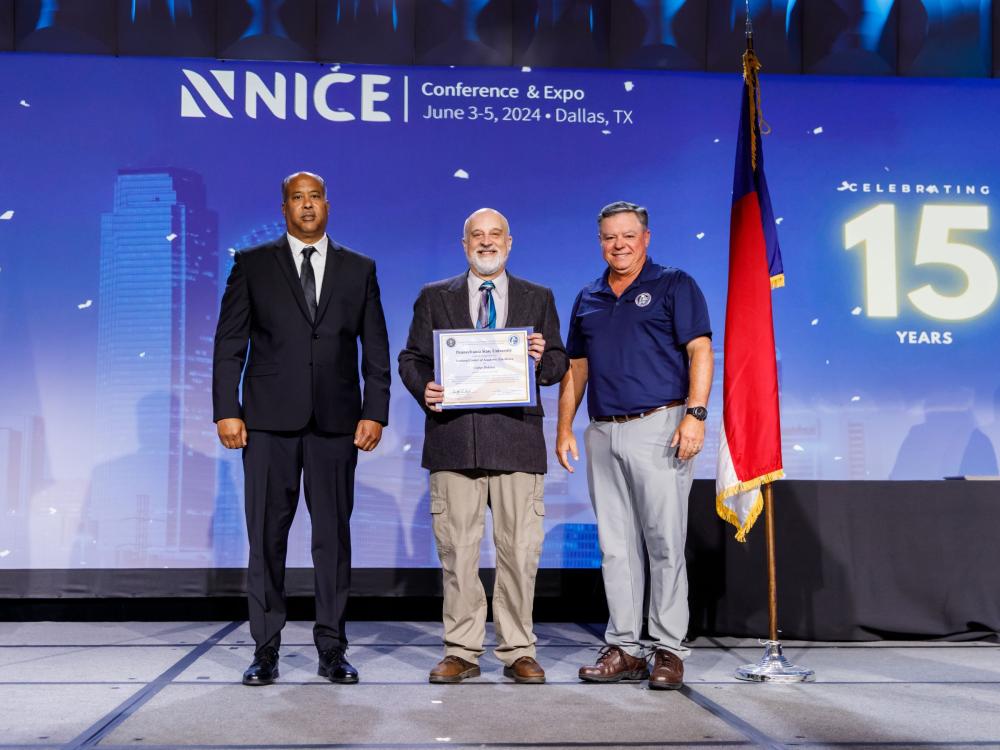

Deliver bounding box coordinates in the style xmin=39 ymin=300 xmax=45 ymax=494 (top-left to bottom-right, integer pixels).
xmin=243 ymin=423 xmax=357 ymax=654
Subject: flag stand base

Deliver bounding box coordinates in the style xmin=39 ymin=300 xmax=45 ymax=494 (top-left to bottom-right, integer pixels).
xmin=734 ymin=640 xmax=815 ymax=683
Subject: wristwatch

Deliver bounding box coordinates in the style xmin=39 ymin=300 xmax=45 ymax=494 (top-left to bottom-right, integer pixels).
xmin=686 ymin=406 xmax=708 ymax=421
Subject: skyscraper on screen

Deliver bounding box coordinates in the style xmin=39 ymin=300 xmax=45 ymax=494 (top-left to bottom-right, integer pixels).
xmin=90 ymin=169 xmax=218 ymax=565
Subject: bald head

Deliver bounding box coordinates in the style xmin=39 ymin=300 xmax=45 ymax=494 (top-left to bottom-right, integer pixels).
xmin=463 ymin=208 xmax=509 ymax=238
xmin=462 ymin=207 xmax=513 ymax=279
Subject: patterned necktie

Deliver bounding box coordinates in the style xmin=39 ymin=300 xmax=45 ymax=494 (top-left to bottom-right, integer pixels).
xmin=300 ymin=246 xmax=317 ymax=321
xmin=477 ymin=280 xmax=496 ymax=329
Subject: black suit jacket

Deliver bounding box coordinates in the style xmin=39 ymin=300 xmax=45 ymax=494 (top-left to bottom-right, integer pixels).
xmin=212 ymin=236 xmax=391 ymax=433
xmin=398 ymin=272 xmax=568 ymax=474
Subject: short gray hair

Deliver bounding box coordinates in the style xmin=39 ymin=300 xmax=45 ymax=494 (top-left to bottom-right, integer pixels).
xmin=281 ymin=171 xmax=326 ymax=202
xmin=597 ymin=201 xmax=648 ymax=229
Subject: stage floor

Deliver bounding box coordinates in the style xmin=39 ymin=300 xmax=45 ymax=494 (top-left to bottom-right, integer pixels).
xmin=1 ymin=621 xmax=998 ymax=750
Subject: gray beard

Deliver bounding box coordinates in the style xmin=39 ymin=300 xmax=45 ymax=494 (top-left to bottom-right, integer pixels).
xmin=469 ymin=252 xmax=505 ymax=277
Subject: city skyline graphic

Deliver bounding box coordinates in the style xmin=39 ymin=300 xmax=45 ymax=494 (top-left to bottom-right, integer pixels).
xmin=0 ymin=54 xmax=998 ymax=570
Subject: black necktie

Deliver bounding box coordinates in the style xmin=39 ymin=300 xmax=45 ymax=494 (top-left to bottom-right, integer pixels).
xmin=300 ymin=246 xmax=317 ymax=321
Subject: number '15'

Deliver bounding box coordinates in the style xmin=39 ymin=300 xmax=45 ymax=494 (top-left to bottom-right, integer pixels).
xmin=844 ymin=204 xmax=997 ymax=321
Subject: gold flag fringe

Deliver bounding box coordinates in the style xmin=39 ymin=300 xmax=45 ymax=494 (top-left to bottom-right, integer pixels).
xmin=770 ymin=273 xmax=785 ymax=289
xmin=716 ymin=468 xmax=785 ymax=542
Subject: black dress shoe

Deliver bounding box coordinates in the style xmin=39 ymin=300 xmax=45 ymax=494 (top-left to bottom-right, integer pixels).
xmin=242 ymin=647 xmax=279 ymax=686
xmin=318 ymin=647 xmax=359 ymax=684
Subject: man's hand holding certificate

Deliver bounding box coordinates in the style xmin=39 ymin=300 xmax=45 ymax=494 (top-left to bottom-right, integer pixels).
xmin=431 ymin=327 xmax=539 ymax=409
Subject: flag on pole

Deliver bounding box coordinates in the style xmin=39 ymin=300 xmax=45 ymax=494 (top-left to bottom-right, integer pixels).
xmin=716 ymin=47 xmax=785 ymax=542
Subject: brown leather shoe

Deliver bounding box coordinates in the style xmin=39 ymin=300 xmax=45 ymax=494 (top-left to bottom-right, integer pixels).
xmin=648 ymin=648 xmax=684 ymax=690
xmin=429 ymin=655 xmax=481 ymax=684
xmin=578 ymin=646 xmax=649 ymax=683
xmin=502 ymin=656 xmax=545 ymax=684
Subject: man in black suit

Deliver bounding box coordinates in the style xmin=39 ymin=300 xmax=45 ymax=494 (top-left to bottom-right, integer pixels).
xmin=213 ymin=171 xmax=390 ymax=686
xmin=399 ymin=208 xmax=568 ymax=684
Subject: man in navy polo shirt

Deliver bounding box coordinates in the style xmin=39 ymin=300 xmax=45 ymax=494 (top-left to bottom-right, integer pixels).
xmin=556 ymin=201 xmax=713 ymax=690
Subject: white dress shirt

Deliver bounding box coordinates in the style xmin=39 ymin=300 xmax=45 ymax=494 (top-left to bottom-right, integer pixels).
xmin=286 ymin=233 xmax=329 ymax=301
xmin=467 ymin=270 xmax=508 ymax=329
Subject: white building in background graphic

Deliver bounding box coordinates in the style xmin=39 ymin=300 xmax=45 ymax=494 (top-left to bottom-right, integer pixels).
xmin=88 ymin=169 xmax=219 ymax=567
xmin=0 ymin=416 xmax=44 ymax=515
xmin=0 ymin=415 xmax=46 ymax=567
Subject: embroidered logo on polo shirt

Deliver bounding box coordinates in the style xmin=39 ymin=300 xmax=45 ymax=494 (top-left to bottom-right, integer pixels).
xmin=635 ymin=292 xmax=652 ymax=308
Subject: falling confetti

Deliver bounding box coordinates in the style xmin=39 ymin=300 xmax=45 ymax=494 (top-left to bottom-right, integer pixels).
xmin=884 ymin=166 xmax=890 ymax=172
xmin=0 ymin=550 xmax=9 ymax=558
xmin=624 ymin=81 xmax=634 ymax=92
xmin=833 ymin=456 xmax=843 ymax=461
xmin=228 ymin=248 xmax=236 ymax=257
xmin=402 ymin=443 xmax=412 ymax=452
xmin=775 ymin=217 xmax=784 ymax=225
xmin=77 ymin=300 xmax=93 ymax=310
xmin=695 ymin=232 xmax=705 ymax=240
xmin=139 ymin=352 xmax=146 ymax=358
xmin=851 ymin=395 xmax=861 ymax=402
xmin=0 ymin=210 xmax=13 ymax=220
xmin=812 ymin=126 xmax=824 ymax=135
xmin=521 ymin=66 xmax=531 ymax=73
xmin=453 ymin=169 xmax=469 ymax=180
xmin=19 ymin=100 xmax=30 ymax=108
xmin=165 ymin=233 xmax=178 ymax=241
xmin=47 ymin=507 xmax=58 ymax=515
xmin=811 ymin=319 xmax=819 ymax=326
xmin=431 ymin=700 xmax=443 ymax=704
xmin=601 ymin=130 xmax=611 ymax=135
xmin=851 ymin=306 xmax=862 ymax=316
xmin=793 ymin=445 xmax=804 ymax=452
xmin=713 ymin=138 xmax=720 ymax=143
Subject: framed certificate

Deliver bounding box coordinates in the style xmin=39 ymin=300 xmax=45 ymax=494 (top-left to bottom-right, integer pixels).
xmin=433 ymin=327 xmax=537 ymax=409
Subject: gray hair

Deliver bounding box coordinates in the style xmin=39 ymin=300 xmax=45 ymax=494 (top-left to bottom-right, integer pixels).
xmin=281 ymin=171 xmax=326 ymax=202
xmin=597 ymin=201 xmax=648 ymax=229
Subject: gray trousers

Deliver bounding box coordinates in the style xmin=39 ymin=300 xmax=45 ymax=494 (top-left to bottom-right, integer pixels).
xmin=584 ymin=405 xmax=693 ymax=659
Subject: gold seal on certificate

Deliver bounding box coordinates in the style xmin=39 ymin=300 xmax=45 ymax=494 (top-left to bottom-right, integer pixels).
xmin=433 ymin=327 xmax=537 ymax=409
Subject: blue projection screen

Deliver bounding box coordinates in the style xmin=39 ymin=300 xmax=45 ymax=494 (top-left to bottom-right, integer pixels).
xmin=0 ymin=54 xmax=998 ymax=570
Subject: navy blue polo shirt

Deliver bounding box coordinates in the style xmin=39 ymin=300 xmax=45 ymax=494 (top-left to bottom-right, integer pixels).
xmin=566 ymin=258 xmax=712 ymax=419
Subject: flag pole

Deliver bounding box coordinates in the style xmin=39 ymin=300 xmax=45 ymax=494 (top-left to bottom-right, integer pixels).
xmin=730 ymin=7 xmax=814 ymax=683
xmin=735 ymin=482 xmax=813 ymax=682
xmin=764 ymin=482 xmax=778 ymax=642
